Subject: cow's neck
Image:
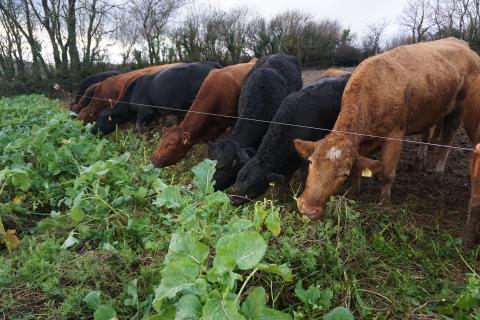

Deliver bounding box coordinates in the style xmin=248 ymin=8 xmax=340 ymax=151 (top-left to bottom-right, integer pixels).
xmin=333 ymin=96 xmax=370 ymax=150
xmin=179 ymin=97 xmax=215 ymax=141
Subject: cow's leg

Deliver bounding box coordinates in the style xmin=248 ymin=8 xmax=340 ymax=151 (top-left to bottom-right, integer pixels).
xmin=378 ymin=135 xmax=403 ymax=207
xmin=413 ymin=125 xmax=436 ymax=171
xmin=136 ymin=109 xmax=155 ymax=134
xmin=347 ymin=168 xmax=361 ymax=198
xmin=435 ymin=108 xmax=462 ymax=173
xmin=462 ymin=202 xmax=480 ymax=250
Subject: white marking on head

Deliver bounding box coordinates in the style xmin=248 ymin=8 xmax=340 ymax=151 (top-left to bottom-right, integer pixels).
xmin=326 ymin=146 xmax=342 ymax=161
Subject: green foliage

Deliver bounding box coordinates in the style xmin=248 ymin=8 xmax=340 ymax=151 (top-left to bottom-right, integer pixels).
xmin=152 ymin=161 xmax=292 ymax=318
xmin=295 ymin=281 xmax=333 ymax=311
xmin=324 ymin=307 xmax=354 ymax=320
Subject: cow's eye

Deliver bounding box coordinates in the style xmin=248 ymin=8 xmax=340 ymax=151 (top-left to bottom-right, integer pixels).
xmin=307 ymin=158 xmax=313 ymax=165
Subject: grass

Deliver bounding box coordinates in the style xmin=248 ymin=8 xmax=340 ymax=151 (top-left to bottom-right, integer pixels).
xmin=1 ymin=95 xmax=480 ymax=319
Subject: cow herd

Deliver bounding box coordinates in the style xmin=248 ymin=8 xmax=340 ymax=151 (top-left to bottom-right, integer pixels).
xmin=70 ymin=37 xmax=480 ymax=248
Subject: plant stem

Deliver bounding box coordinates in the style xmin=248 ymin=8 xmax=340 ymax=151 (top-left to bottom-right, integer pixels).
xmin=236 ymin=268 xmax=258 ymax=304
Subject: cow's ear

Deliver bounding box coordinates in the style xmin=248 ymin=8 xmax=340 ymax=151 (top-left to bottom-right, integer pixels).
xmin=354 ymin=157 xmax=383 ymax=175
xmin=182 ymin=131 xmax=191 ymax=145
xmin=294 ymin=139 xmax=316 ymax=159
xmin=267 ymin=173 xmax=284 ymax=184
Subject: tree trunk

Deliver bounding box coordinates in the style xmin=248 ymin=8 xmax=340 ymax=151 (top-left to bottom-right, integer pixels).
xmin=67 ymin=0 xmax=80 ymax=72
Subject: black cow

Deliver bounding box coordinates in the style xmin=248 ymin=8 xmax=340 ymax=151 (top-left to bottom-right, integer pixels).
xmin=70 ymin=71 xmax=120 ymax=111
xmin=208 ymin=54 xmax=302 ymax=190
xmin=92 ymin=61 xmax=222 ymax=135
xmin=229 ymin=75 xmax=351 ymax=205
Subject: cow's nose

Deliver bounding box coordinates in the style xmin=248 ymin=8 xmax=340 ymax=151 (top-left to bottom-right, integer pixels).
xmin=296 ymin=198 xmax=324 ymax=220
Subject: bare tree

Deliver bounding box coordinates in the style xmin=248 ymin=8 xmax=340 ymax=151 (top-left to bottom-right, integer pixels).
xmin=398 ymin=0 xmax=434 ymax=43
xmin=130 ymin=0 xmax=185 ymax=64
xmin=0 ymin=0 xmax=49 ymax=77
xmin=362 ymin=20 xmax=388 ymax=57
xmin=77 ymin=0 xmax=116 ymax=66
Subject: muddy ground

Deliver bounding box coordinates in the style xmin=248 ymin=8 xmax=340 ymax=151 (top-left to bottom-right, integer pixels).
xmin=303 ymin=67 xmax=472 ymax=236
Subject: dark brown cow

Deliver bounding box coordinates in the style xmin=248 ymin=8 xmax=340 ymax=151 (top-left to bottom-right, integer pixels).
xmin=77 ymin=63 xmax=182 ymax=123
xmin=150 ymin=59 xmax=257 ymax=167
xmin=71 ymin=82 xmax=99 ymax=113
xmin=294 ymin=37 xmax=480 ymax=220
xmin=459 ymin=76 xmax=480 ymax=248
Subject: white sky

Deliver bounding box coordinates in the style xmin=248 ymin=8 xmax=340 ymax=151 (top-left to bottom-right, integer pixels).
xmin=217 ymin=0 xmax=411 ymax=39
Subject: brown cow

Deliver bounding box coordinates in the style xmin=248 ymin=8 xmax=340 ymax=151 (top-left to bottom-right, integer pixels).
xmin=459 ymin=77 xmax=480 ymax=248
xmin=318 ymin=68 xmax=351 ymax=79
xmin=294 ymin=37 xmax=480 ymax=220
xmin=77 ymin=63 xmax=182 ymax=123
xmin=71 ymin=82 xmax=99 ymax=113
xmin=150 ymin=59 xmax=257 ymax=168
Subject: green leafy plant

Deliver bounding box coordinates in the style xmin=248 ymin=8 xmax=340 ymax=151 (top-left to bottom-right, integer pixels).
xmin=151 ymin=160 xmax=293 ymax=319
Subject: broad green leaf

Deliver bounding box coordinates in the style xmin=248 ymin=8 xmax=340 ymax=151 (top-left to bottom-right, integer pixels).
xmin=295 ymin=281 xmax=332 ymax=310
xmin=201 ymin=294 xmax=246 ymax=320
xmin=241 ymin=287 xmax=292 ymax=320
xmin=151 ymin=305 xmax=176 ymax=320
xmin=94 ymin=304 xmax=118 ymax=320
xmin=11 ymin=170 xmax=31 ymax=191
xmin=166 ymin=232 xmax=209 ymax=265
xmin=70 ymin=207 xmax=85 ymax=222
xmin=61 ymin=230 xmax=79 ymax=249
xmin=123 ymin=279 xmax=138 ymax=307
xmin=253 ymin=204 xmax=269 ymax=231
xmin=152 ymin=178 xmax=168 ymax=193
xmin=241 ymin=287 xmax=266 ymax=319
xmin=192 ymin=159 xmax=216 ymax=195
xmin=176 ymin=294 xmax=201 ymax=320
xmin=153 ymin=258 xmax=200 ymax=311
xmin=257 ymin=263 xmax=292 ymax=282
xmin=179 ymin=205 xmax=197 ymax=225
xmin=153 ymin=186 xmax=183 ymax=209
xmin=214 ymin=231 xmax=267 ymax=273
xmin=324 ymin=307 xmax=354 ymax=320
xmin=227 ymin=217 xmax=253 ymax=233
xmin=265 ymin=208 xmax=281 ymax=236
xmin=83 ymin=291 xmax=102 ymax=310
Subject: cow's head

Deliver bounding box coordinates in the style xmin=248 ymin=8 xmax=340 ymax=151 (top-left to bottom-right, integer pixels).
xmin=91 ymin=108 xmax=117 ymax=135
xmin=294 ymin=133 xmax=383 ymax=220
xmin=77 ymin=106 xmax=97 ymax=124
xmin=229 ymin=158 xmax=284 ymax=206
xmin=208 ymin=139 xmax=255 ymax=191
xmin=151 ymin=125 xmax=191 ymax=167
xmin=73 ymin=83 xmax=99 ymax=114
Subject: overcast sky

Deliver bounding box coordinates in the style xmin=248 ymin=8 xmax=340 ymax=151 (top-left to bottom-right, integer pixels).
xmin=217 ymin=0 xmax=411 ymax=39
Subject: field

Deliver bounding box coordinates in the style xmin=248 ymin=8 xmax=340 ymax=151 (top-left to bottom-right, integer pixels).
xmin=1 ymin=78 xmax=480 ymax=319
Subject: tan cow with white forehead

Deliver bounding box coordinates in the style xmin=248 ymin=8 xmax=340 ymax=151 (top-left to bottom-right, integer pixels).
xmin=295 ymin=37 xmax=480 ymax=220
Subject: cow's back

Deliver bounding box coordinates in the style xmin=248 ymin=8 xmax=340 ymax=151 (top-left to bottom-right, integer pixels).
xmin=257 ymin=75 xmax=349 ymax=170
xmin=336 ymin=37 xmax=480 ymax=136
xmin=142 ymin=61 xmax=221 ymax=107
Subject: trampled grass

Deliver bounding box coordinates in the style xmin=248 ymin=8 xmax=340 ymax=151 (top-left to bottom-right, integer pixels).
xmin=1 ymin=95 xmax=480 ymax=319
